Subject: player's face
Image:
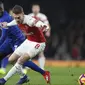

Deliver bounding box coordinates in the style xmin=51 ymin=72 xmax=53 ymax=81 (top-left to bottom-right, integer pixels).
xmin=13 ymin=13 xmax=24 ymax=24
xmin=32 ymin=5 xmax=40 ymax=14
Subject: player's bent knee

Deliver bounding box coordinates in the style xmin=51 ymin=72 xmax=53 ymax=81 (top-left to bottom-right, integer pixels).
xmin=17 ymin=53 xmax=30 ymax=64
xmin=8 ymin=57 xmax=14 ymax=63
xmin=8 ymin=53 xmax=19 ymax=63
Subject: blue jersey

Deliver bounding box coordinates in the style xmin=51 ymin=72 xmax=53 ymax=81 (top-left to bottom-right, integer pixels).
xmin=0 ymin=11 xmax=25 ymax=45
xmin=0 ymin=11 xmax=25 ymax=55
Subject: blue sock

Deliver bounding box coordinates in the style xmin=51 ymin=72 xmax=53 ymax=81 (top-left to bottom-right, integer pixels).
xmin=1 ymin=57 xmax=8 ymax=68
xmin=23 ymin=61 xmax=45 ymax=75
xmin=0 ymin=61 xmax=1 ymax=68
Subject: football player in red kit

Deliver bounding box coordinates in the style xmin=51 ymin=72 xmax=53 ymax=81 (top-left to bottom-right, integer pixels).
xmin=0 ymin=5 xmax=51 ymax=85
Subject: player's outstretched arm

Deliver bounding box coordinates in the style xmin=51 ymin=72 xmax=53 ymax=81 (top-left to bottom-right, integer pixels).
xmin=7 ymin=20 xmax=17 ymax=26
xmin=25 ymin=16 xmax=49 ymax=31
xmin=1 ymin=20 xmax=17 ymax=28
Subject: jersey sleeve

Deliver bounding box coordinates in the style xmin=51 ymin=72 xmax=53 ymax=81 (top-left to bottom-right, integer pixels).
xmin=24 ymin=15 xmax=46 ymax=28
xmin=40 ymin=14 xmax=49 ymax=24
xmin=23 ymin=16 xmax=36 ymax=26
xmin=7 ymin=20 xmax=17 ymax=26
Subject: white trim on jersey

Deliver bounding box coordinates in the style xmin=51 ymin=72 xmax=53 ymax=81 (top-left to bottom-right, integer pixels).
xmin=28 ymin=13 xmax=49 ymax=25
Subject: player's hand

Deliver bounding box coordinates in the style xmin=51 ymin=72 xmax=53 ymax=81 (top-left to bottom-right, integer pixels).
xmin=45 ymin=24 xmax=49 ymax=31
xmin=42 ymin=24 xmax=49 ymax=32
xmin=1 ymin=22 xmax=8 ymax=28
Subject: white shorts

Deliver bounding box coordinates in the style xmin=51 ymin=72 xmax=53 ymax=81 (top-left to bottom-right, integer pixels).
xmin=14 ymin=39 xmax=46 ymax=58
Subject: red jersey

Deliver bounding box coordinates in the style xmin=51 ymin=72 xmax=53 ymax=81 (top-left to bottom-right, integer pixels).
xmin=18 ymin=24 xmax=46 ymax=43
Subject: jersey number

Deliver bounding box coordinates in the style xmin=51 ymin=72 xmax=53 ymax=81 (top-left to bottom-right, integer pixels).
xmin=35 ymin=44 xmax=40 ymax=49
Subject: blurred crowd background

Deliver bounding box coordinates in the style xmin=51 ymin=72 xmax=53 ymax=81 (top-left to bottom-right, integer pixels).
xmin=1 ymin=0 xmax=85 ymax=60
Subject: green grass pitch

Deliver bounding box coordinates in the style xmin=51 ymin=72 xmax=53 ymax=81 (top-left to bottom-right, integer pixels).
xmin=0 ymin=65 xmax=85 ymax=85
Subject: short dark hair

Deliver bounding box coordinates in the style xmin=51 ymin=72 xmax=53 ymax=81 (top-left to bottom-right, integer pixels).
xmin=12 ymin=5 xmax=23 ymax=14
xmin=32 ymin=3 xmax=40 ymax=7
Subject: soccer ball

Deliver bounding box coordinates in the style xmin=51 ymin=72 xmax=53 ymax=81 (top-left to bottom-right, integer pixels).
xmin=78 ymin=74 xmax=85 ymax=85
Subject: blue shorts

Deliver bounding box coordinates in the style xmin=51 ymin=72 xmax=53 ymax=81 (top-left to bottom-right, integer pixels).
xmin=0 ymin=38 xmax=24 ymax=55
xmin=0 ymin=38 xmax=13 ymax=55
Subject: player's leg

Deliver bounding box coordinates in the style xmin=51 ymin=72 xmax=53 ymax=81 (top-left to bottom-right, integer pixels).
xmin=1 ymin=53 xmax=45 ymax=83
xmin=0 ymin=53 xmax=29 ymax=85
xmin=17 ymin=53 xmax=50 ymax=84
xmin=15 ymin=40 xmax=50 ymax=84
xmin=6 ymin=52 xmax=50 ymax=84
xmin=13 ymin=40 xmax=50 ymax=84
xmin=0 ymin=53 xmax=50 ymax=84
xmin=0 ymin=53 xmax=43 ymax=84
xmin=0 ymin=54 xmax=11 ymax=74
xmin=0 ymin=54 xmax=6 ymax=74
xmin=0 ymin=52 xmax=7 ymax=64
xmin=0 ymin=40 xmax=50 ymax=84
xmin=38 ymin=52 xmax=45 ymax=70
xmin=0 ymin=53 xmax=24 ymax=85
xmin=0 ymin=39 xmax=13 ymax=74
xmin=15 ymin=39 xmax=46 ymax=74
xmin=22 ymin=59 xmax=32 ymax=74
xmin=0 ymin=57 xmax=8 ymax=74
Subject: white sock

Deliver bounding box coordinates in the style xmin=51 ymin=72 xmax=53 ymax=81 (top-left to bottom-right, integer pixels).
xmin=38 ymin=56 xmax=45 ymax=70
xmin=4 ymin=63 xmax=25 ymax=81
